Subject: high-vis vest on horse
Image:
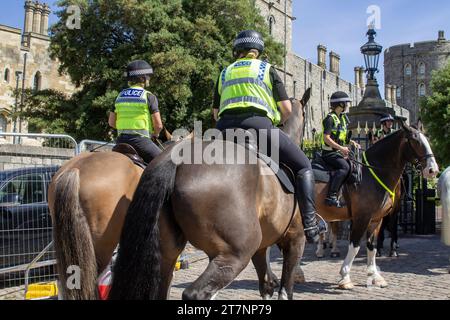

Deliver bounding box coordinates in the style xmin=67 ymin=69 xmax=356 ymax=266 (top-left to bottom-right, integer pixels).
xmin=114 ymin=85 xmax=154 ymax=137
xmin=322 ymin=112 xmax=348 ymax=151
xmin=218 ymin=58 xmax=281 ymax=125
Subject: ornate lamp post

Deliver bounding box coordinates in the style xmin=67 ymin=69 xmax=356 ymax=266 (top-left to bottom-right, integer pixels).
xmin=361 ymin=28 xmax=383 ymax=81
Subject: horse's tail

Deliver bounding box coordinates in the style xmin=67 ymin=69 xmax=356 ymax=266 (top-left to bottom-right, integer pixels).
xmin=52 ymin=168 xmax=98 ymax=300
xmin=109 ymin=153 xmax=177 ymax=300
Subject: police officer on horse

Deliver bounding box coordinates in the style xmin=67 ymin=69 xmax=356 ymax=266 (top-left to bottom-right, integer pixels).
xmin=213 ymin=30 xmax=326 ymax=243
xmin=322 ymin=91 xmax=360 ymax=208
xmin=373 ymin=114 xmax=395 ymax=144
xmin=108 ymin=60 xmax=163 ymax=163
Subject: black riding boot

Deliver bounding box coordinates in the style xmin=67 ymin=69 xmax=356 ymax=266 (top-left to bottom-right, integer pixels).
xmin=325 ymin=172 xmax=347 ymax=208
xmin=296 ymin=169 xmax=328 ymax=244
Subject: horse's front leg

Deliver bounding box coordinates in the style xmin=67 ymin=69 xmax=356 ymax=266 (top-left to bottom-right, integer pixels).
xmin=252 ymin=248 xmax=278 ymax=300
xmin=315 ymin=233 xmax=326 ymax=258
xmin=367 ymin=220 xmax=388 ymax=288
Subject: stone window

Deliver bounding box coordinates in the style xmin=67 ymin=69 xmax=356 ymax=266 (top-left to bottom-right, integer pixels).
xmin=405 ymin=64 xmax=412 ymax=76
xmin=0 ymin=114 xmax=7 ymax=132
xmin=268 ymin=15 xmax=276 ymax=35
xmin=322 ymin=70 xmax=326 ymax=80
xmin=419 ymin=62 xmax=426 ymax=75
xmin=418 ymin=83 xmax=426 ymax=97
xmin=33 ymin=71 xmax=42 ymax=91
xmin=4 ymin=68 xmax=10 ymax=83
xmin=396 ymin=86 xmax=402 ymax=98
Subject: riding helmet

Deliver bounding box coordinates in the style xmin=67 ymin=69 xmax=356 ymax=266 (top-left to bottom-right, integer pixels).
xmin=330 ymin=91 xmax=352 ymax=109
xmin=380 ymin=114 xmax=395 ymax=123
xmin=124 ymin=60 xmax=154 ymax=81
xmin=233 ymin=30 xmax=265 ymax=55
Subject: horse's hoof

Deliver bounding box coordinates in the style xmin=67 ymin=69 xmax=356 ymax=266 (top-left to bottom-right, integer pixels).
xmin=262 ymin=294 xmax=271 ymax=300
xmin=338 ymin=279 xmax=354 ymax=290
xmin=316 ymin=252 xmax=324 ymax=258
xmin=331 ymin=252 xmax=340 ymax=258
xmin=278 ymin=289 xmax=289 ymax=300
xmin=376 ymin=250 xmax=383 ymax=257
xmin=372 ymin=277 xmax=388 ymax=288
xmin=389 ymin=251 xmax=399 ymax=258
xmin=294 ymin=274 xmax=306 ymax=284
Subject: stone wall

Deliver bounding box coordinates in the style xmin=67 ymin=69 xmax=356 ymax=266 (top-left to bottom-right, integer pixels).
xmin=384 ymin=32 xmax=450 ymax=124
xmin=0 ymin=144 xmax=74 ymax=171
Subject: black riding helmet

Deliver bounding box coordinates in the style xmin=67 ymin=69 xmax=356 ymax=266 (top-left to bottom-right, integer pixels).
xmin=124 ymin=60 xmax=154 ymax=82
xmin=330 ymin=91 xmax=352 ymax=109
xmin=380 ymin=114 xmax=395 ymax=124
xmin=233 ymin=30 xmax=265 ymax=58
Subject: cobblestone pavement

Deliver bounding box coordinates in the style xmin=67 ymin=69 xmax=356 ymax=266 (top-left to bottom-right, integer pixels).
xmin=170 ymin=234 xmax=450 ymax=300
xmin=1 ymin=234 xmax=449 ymax=300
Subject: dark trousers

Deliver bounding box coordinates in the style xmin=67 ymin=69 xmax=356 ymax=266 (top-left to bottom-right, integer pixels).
xmin=216 ymin=115 xmax=311 ymax=174
xmin=322 ymin=151 xmax=350 ymax=194
xmin=117 ymin=134 xmax=162 ymax=164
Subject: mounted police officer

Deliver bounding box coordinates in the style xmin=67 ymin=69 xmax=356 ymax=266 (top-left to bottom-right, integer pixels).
xmin=108 ymin=60 xmax=163 ymax=164
xmin=373 ymin=114 xmax=395 ymax=144
xmin=212 ymin=30 xmax=326 ymax=243
xmin=322 ymin=91 xmax=360 ymax=208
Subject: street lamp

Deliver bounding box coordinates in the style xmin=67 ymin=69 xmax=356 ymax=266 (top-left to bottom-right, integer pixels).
xmin=360 ymin=28 xmax=383 ymax=81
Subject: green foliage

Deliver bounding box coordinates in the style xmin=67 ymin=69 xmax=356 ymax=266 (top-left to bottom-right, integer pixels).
xmin=20 ymin=0 xmax=284 ymax=140
xmin=420 ymin=61 xmax=450 ymax=169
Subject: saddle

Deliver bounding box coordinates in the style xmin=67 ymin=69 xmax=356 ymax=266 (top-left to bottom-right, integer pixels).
xmin=311 ymin=148 xmax=362 ymax=185
xmin=112 ymin=143 xmax=147 ymax=169
xmin=221 ymin=128 xmax=295 ymax=194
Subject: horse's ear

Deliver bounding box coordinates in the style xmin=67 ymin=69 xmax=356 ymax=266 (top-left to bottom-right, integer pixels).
xmin=300 ymin=87 xmax=312 ymax=107
xmin=396 ymin=116 xmax=412 ymax=133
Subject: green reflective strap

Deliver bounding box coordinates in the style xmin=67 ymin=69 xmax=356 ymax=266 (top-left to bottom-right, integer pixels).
xmin=363 ymin=152 xmax=396 ymax=203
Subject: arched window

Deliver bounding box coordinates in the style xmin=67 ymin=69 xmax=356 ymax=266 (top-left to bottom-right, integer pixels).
xmin=4 ymin=68 xmax=10 ymax=83
xmin=396 ymin=87 xmax=402 ymax=98
xmin=0 ymin=114 xmax=7 ymax=132
xmin=33 ymin=71 xmax=42 ymax=91
xmin=418 ymin=83 xmax=426 ymax=97
xmin=268 ymin=15 xmax=276 ymax=35
xmin=405 ymin=64 xmax=412 ymax=76
xmin=419 ymin=62 xmax=426 ymax=75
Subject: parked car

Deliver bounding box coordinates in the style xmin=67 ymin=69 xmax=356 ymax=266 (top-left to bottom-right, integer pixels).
xmin=0 ymin=166 xmax=59 ymax=284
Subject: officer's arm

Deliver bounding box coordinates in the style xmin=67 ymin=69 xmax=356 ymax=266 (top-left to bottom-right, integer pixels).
xmin=213 ymin=108 xmax=219 ymax=122
xmin=278 ymin=100 xmax=292 ymax=124
xmin=108 ymin=112 xmax=116 ymax=129
xmin=152 ymin=112 xmax=163 ymax=136
xmin=324 ymin=134 xmax=344 ymax=151
xmin=212 ymin=77 xmax=221 ymax=122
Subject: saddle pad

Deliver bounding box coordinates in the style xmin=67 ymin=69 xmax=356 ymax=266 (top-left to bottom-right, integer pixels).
xmin=257 ymin=153 xmax=295 ymax=194
xmin=312 ymin=169 xmax=330 ymax=183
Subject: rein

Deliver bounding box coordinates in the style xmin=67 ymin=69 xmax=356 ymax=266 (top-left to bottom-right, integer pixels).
xmin=362 ymin=152 xmax=399 ymax=203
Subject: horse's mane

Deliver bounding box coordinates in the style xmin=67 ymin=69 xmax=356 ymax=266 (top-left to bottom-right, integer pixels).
xmin=366 ymin=128 xmax=405 ymax=155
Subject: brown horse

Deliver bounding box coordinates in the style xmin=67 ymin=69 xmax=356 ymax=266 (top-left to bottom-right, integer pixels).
xmin=308 ymin=122 xmax=439 ymax=289
xmin=109 ymin=100 xmax=308 ymax=300
xmin=48 ymin=129 xmax=172 ymax=300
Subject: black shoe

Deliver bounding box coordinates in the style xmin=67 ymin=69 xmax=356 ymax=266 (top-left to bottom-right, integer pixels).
xmin=325 ymin=194 xmax=346 ymax=208
xmin=295 ymin=169 xmax=328 ymax=244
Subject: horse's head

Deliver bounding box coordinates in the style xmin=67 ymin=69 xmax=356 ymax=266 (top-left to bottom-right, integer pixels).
xmin=282 ymin=89 xmax=309 ymax=144
xmin=400 ymin=120 xmax=439 ymax=178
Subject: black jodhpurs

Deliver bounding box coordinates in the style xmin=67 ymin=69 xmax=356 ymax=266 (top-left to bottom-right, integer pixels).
xmin=216 ymin=115 xmax=311 ymax=174
xmin=322 ymin=151 xmax=350 ymax=194
xmin=116 ymin=134 xmax=162 ymax=164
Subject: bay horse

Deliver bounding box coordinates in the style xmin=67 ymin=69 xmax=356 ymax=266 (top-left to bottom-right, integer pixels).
xmin=307 ymin=122 xmax=439 ymax=289
xmin=48 ymin=129 xmax=171 ymax=299
xmin=109 ymin=99 xmax=308 ymax=300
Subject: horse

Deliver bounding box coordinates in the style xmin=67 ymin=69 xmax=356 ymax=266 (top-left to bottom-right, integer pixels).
xmin=109 ymin=99 xmax=309 ymax=300
xmin=438 ymin=167 xmax=450 ymax=273
xmin=48 ymin=128 xmax=172 ymax=300
xmin=303 ymin=122 xmax=439 ymax=289
xmin=316 ymin=184 xmax=402 ymax=260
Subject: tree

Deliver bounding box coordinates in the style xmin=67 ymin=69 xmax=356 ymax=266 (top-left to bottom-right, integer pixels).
xmin=21 ymin=0 xmax=283 ymax=140
xmin=420 ymin=61 xmax=450 ymax=168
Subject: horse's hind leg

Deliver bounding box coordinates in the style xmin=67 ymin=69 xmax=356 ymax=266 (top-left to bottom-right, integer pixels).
xmin=330 ymin=222 xmax=341 ymax=258
xmin=252 ymin=248 xmax=278 ymax=300
xmin=366 ymin=220 xmax=388 ymax=288
xmin=182 ymin=251 xmax=254 ymax=300
xmin=277 ymin=223 xmax=305 ymax=300
xmin=159 ymin=206 xmax=187 ymax=299
xmin=389 ymin=211 xmax=399 ymax=257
